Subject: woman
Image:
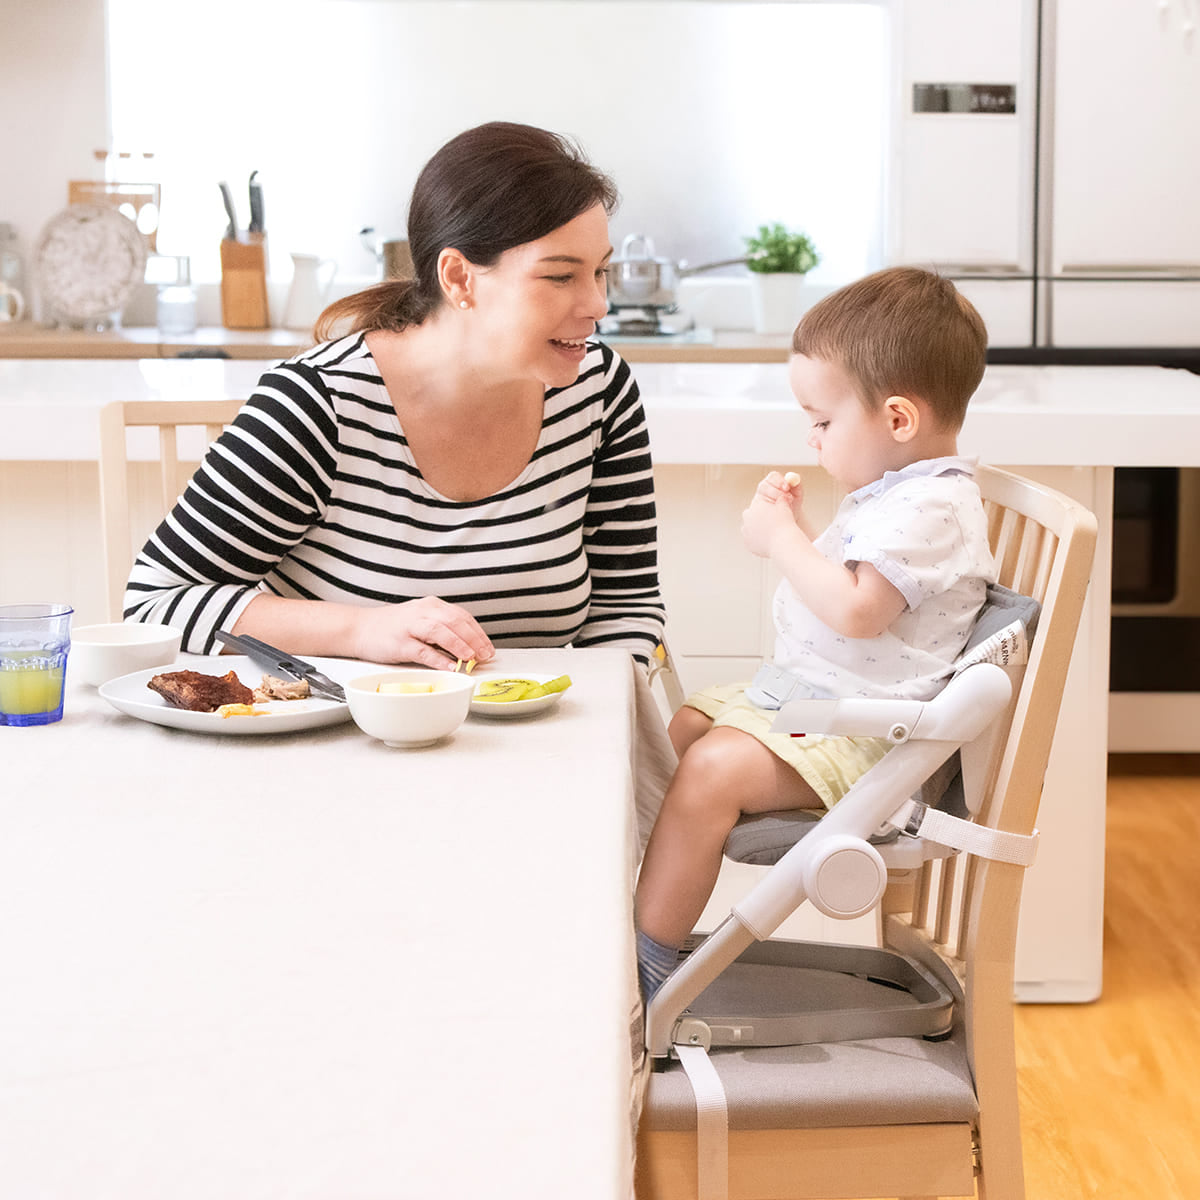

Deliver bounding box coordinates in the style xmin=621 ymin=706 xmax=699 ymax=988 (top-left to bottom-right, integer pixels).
xmin=125 ymin=122 xmax=665 ymax=671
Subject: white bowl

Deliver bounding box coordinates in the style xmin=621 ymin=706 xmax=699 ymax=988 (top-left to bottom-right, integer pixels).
xmin=70 ymin=623 xmax=183 ymax=687
xmin=345 ymin=670 xmax=475 ymax=748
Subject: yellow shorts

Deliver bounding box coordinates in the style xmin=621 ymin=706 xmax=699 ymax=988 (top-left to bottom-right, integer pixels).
xmin=685 ymin=683 xmax=893 ymax=811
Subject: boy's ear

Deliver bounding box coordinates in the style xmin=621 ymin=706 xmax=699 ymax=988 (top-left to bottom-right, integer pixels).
xmin=883 ymin=395 xmax=920 ymax=443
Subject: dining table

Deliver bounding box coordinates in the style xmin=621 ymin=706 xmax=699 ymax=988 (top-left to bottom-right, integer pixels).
xmin=0 ymin=646 xmax=674 ymax=1200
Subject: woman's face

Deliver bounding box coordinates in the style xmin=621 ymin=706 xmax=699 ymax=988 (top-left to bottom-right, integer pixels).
xmin=469 ymin=202 xmax=612 ymax=388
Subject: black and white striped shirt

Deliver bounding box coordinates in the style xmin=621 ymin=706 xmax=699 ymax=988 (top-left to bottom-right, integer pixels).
xmin=126 ymin=334 xmax=666 ymax=664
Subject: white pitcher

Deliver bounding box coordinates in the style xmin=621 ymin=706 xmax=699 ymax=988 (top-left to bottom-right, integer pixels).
xmin=0 ymin=282 xmax=25 ymax=323
xmin=282 ymin=253 xmax=337 ymax=331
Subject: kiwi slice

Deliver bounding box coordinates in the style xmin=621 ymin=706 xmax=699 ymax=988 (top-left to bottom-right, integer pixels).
xmin=474 ymin=678 xmax=536 ymax=702
xmin=474 ymin=675 xmax=572 ymax=703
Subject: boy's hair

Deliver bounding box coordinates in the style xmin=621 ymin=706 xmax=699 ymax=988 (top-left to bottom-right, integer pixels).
xmin=791 ymin=267 xmax=987 ymax=431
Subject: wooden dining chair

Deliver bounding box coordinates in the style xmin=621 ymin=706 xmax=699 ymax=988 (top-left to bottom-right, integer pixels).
xmin=636 ymin=464 xmax=1098 ymax=1200
xmin=97 ymin=399 xmax=244 ymax=621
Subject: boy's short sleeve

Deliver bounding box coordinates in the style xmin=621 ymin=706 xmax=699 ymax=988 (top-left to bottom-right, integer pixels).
xmin=841 ymin=477 xmax=992 ymax=611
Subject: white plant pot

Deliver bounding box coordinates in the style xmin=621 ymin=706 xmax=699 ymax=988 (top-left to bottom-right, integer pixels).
xmin=750 ymin=271 xmax=807 ymax=336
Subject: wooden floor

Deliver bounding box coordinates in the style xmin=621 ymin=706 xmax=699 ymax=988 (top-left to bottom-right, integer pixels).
xmin=1014 ymin=754 xmax=1200 ymax=1199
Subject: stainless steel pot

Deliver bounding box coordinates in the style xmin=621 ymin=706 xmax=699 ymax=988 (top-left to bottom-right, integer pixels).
xmin=606 ymin=233 xmax=758 ymax=309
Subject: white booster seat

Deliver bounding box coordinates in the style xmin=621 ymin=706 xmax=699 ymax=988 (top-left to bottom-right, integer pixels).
xmin=636 ymin=463 xmax=1098 ymax=1200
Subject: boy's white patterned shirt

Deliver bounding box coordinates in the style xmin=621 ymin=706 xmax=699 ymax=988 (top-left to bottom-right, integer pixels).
xmin=770 ymin=456 xmax=997 ymax=702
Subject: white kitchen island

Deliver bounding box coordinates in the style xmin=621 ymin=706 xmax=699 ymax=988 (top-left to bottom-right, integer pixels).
xmin=5 ymin=355 xmax=1200 ymax=1003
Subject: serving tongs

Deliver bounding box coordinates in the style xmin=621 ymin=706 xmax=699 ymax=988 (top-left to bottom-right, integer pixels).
xmin=214 ymin=630 xmax=346 ymax=703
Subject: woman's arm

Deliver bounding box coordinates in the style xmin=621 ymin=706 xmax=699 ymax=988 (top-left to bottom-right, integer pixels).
xmin=124 ymin=361 xmax=494 ymax=667
xmin=575 ymin=356 xmax=666 ymax=667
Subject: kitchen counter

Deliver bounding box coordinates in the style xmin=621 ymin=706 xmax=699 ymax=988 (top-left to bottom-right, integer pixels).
xmin=4 ymin=355 xmax=1199 ymax=1004
xmin=0 ymin=321 xmax=792 ymax=363
xmin=3 ymin=356 xmax=1199 ymax=466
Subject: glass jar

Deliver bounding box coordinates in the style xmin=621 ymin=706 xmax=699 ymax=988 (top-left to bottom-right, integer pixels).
xmin=0 ymin=223 xmax=25 ymax=295
xmin=155 ymin=255 xmax=196 ymax=335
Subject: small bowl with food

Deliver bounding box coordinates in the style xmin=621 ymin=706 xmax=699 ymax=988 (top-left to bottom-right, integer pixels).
xmin=71 ymin=622 xmax=183 ymax=687
xmin=345 ymin=669 xmax=476 ymax=748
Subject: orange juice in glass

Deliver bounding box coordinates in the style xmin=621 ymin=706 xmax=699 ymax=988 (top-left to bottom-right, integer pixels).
xmin=0 ymin=604 xmax=73 ymax=726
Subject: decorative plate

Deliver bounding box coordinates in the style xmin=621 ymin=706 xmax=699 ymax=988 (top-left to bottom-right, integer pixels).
xmin=34 ymin=203 xmax=147 ymax=327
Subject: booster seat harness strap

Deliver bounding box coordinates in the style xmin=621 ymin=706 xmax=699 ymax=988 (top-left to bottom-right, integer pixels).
xmin=889 ymin=798 xmax=1039 ymax=866
xmin=674 ymin=1042 xmax=729 ymax=1200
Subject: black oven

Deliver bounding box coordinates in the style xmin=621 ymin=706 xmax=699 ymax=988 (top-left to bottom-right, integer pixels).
xmin=1110 ymin=466 xmax=1200 ymax=692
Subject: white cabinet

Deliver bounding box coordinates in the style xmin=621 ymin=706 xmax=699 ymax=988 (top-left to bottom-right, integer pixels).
xmin=1048 ymin=0 xmax=1200 ymax=343
xmin=1051 ymin=0 xmax=1200 ymax=273
xmin=891 ymin=0 xmax=1037 ymax=272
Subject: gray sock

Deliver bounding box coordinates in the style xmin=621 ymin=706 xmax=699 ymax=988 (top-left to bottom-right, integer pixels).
xmin=637 ymin=928 xmax=680 ymax=1002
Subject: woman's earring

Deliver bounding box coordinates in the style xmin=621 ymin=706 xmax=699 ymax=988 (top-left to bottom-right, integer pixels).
xmin=459 ymin=300 xmax=469 ymax=310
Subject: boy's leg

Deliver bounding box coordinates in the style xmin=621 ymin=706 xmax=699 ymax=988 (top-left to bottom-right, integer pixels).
xmin=667 ymin=704 xmax=713 ymax=760
xmin=635 ymin=726 xmax=819 ymax=956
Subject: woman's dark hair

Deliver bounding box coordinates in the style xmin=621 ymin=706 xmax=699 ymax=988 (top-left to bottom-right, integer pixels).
xmin=315 ymin=122 xmax=618 ymax=340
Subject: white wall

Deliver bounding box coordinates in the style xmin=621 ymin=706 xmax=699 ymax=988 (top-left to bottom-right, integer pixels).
xmin=3 ymin=0 xmax=888 ymax=312
xmin=0 ymin=0 xmax=110 ymax=313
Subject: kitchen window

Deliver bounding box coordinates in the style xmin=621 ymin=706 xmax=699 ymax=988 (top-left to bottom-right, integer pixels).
xmin=106 ymin=0 xmax=890 ymax=286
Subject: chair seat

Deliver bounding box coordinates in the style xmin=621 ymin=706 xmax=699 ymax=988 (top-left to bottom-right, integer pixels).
xmin=642 ymin=1022 xmax=978 ymax=1132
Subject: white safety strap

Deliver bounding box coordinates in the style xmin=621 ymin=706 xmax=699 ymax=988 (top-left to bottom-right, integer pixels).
xmin=893 ymin=800 xmax=1039 ymax=867
xmin=675 ymin=1042 xmax=729 ymax=1200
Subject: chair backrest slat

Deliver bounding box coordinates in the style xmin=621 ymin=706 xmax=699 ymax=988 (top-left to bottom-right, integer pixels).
xmin=98 ymin=399 xmax=244 ymax=621
xmin=891 ymin=466 xmax=1097 ymax=986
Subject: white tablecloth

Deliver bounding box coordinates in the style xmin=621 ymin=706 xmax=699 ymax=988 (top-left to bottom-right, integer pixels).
xmin=0 ymin=648 xmax=673 ymax=1200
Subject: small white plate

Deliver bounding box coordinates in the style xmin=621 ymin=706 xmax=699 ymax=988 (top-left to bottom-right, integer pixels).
xmin=98 ymin=655 xmax=359 ymax=735
xmin=469 ymin=673 xmax=566 ymax=719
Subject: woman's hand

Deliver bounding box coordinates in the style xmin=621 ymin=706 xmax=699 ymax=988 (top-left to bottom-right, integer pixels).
xmin=353 ymin=597 xmax=496 ymax=670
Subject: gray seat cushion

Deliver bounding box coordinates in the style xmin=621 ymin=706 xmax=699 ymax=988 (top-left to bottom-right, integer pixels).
xmin=642 ymin=1021 xmax=978 ymax=1131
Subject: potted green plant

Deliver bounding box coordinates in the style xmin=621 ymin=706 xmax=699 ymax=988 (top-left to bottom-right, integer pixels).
xmin=743 ymin=223 xmax=820 ymax=335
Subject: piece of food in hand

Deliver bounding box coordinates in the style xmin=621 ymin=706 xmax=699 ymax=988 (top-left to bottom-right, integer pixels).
xmin=377 ymin=681 xmax=435 ymax=694
xmin=253 ymin=674 xmax=311 ymax=702
xmin=147 ymin=669 xmax=254 ymax=713
xmin=474 ymin=675 xmax=572 ymax=703
xmin=783 ymin=471 xmax=802 ymax=488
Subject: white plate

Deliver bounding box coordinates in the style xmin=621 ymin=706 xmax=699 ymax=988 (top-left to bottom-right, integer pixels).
xmin=469 ymin=673 xmax=566 ymax=719
xmin=98 ymin=655 xmax=357 ymax=735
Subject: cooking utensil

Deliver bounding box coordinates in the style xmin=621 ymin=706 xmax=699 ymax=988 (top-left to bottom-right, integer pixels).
xmin=606 ymin=233 xmax=763 ymax=310
xmin=247 ymin=170 xmax=264 ymax=234
xmin=359 ymin=227 xmax=414 ymax=280
xmin=218 ymin=181 xmax=238 ymax=239
xmin=214 ymin=630 xmax=346 ymax=702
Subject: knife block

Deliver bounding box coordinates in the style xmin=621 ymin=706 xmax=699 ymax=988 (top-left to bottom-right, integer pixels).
xmin=219 ymin=234 xmax=269 ymax=329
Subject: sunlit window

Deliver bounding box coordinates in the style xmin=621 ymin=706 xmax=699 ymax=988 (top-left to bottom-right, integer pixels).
xmin=107 ymin=0 xmax=889 ymax=285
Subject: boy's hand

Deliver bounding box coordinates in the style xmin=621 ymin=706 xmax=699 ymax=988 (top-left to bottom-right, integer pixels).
xmin=741 ymin=489 xmax=800 ymax=558
xmin=752 ymin=470 xmax=804 ymax=510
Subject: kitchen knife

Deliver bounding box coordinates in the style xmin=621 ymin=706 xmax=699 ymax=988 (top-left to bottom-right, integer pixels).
xmin=214 ymin=629 xmax=346 ymax=702
xmin=247 ymin=170 xmax=264 ymax=234
xmin=218 ymin=181 xmax=238 ymax=239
